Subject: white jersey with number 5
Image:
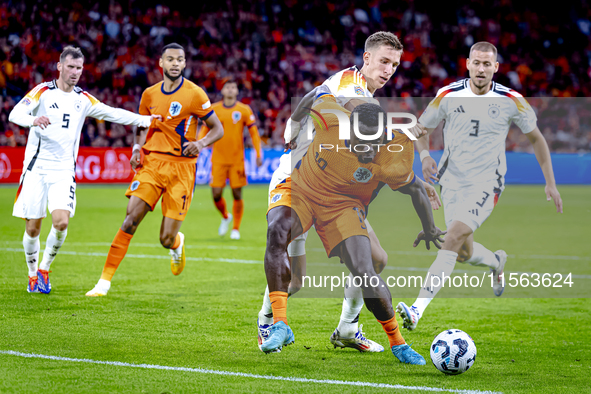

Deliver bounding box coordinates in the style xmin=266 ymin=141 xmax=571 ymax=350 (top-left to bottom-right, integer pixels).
xmin=9 ymin=80 xmax=152 ymax=173
xmin=271 ymin=66 xmax=376 ymax=193
xmin=419 ymin=79 xmax=537 ymax=189
xmin=293 ymin=66 xmax=375 ymax=168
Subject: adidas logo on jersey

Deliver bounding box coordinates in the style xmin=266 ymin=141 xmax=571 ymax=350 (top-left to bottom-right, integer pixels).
xmin=453 ymin=105 xmax=465 ymax=113
xmin=49 ymin=103 xmax=59 ymax=109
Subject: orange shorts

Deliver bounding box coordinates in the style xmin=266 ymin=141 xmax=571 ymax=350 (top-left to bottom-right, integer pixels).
xmin=125 ymin=151 xmax=196 ymax=221
xmin=210 ymin=163 xmax=247 ymax=189
xmin=268 ymin=177 xmax=369 ymax=257
xmin=268 ymin=178 xmax=292 ymax=212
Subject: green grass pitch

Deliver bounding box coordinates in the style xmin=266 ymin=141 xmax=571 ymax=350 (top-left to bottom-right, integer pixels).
xmin=0 ymin=184 xmax=590 ymax=393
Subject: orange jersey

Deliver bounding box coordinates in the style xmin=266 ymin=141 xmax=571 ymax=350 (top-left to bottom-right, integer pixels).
xmin=199 ymin=101 xmax=261 ymax=165
xmin=140 ymin=77 xmax=213 ymax=159
xmin=292 ymin=95 xmax=415 ymax=208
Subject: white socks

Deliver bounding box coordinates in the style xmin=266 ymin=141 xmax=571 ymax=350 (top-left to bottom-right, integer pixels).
xmin=172 ymin=243 xmax=183 ymax=256
xmin=414 ymin=249 xmax=458 ymax=316
xmin=337 ymin=273 xmax=365 ymax=338
xmin=170 ymin=233 xmax=184 ymax=258
xmin=23 ymin=231 xmax=40 ymax=276
xmin=24 ymin=226 xmax=68 ymax=275
xmin=39 ymin=226 xmax=67 ymax=271
xmin=96 ymin=278 xmax=111 ymax=291
xmin=464 ymin=242 xmax=499 ymax=270
xmin=258 ymin=286 xmax=274 ymax=325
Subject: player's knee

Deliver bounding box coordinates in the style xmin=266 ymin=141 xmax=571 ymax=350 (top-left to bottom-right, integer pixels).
xmin=212 ymin=187 xmax=224 ymax=201
xmin=26 ymin=227 xmax=41 ymax=238
xmin=53 ymin=221 xmax=68 ymax=232
xmin=267 ymin=220 xmax=290 ymax=251
xmin=121 ymin=215 xmax=140 ymax=234
xmin=348 ymin=261 xmax=377 ymax=280
xmin=159 ymin=234 xmax=175 ymax=249
xmin=51 ymin=216 xmax=69 ymax=231
xmin=443 ymin=229 xmax=471 ymax=251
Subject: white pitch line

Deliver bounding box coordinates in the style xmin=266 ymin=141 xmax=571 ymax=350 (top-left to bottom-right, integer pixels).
xmin=0 ymin=241 xmax=264 ymax=251
xmin=1 ymin=241 xmax=589 ymax=261
xmin=0 ymin=248 xmax=261 ymax=264
xmin=0 ymin=350 xmax=501 ymax=394
xmin=2 ymin=248 xmax=591 ymax=279
xmin=311 ymin=248 xmax=591 ymax=261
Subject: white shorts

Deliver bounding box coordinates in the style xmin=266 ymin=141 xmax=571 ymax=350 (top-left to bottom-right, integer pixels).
xmin=268 ymin=153 xmax=291 ymax=203
xmin=441 ymin=183 xmax=503 ymax=232
xmin=13 ymin=170 xmax=77 ymax=219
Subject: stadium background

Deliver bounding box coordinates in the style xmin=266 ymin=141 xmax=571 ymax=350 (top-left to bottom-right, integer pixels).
xmin=0 ymin=0 xmax=590 ymax=185
xmin=0 ymin=2 xmax=590 ymax=393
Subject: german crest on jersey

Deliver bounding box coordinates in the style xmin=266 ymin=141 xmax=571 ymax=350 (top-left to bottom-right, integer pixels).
xmin=353 ymin=167 xmax=373 ymax=183
xmin=488 ymin=104 xmax=500 ymax=119
xmin=354 ymin=86 xmax=364 ymax=96
xmin=169 ymin=102 xmax=182 ymax=117
xmin=232 ymin=111 xmax=242 ymax=124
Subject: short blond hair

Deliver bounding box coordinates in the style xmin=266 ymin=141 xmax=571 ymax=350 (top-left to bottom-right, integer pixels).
xmin=469 ymin=42 xmax=497 ymax=61
xmin=365 ymin=32 xmax=403 ymax=53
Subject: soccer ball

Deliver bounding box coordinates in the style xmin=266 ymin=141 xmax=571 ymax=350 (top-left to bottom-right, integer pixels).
xmin=430 ymin=329 xmax=476 ymax=375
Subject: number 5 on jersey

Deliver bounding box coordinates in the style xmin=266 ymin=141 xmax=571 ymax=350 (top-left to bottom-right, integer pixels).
xmin=62 ymin=114 xmax=70 ymax=129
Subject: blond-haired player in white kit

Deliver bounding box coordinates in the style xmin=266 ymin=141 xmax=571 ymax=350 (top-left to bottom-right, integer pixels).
xmin=9 ymin=46 xmax=160 ymax=294
xmin=397 ymin=41 xmax=563 ymax=331
xmin=257 ymin=32 xmax=441 ymax=353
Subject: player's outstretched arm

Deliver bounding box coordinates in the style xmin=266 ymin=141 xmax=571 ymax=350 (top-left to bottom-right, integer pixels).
xmin=284 ymin=86 xmax=322 ymax=149
xmin=87 ymin=100 xmax=161 ymax=128
xmin=525 ymin=127 xmax=563 ymax=213
xmin=292 ymin=86 xmax=321 ymax=123
xmin=184 ymin=112 xmax=223 ymax=156
xmin=397 ymin=179 xmax=446 ymax=250
xmin=8 ymin=94 xmax=45 ymax=129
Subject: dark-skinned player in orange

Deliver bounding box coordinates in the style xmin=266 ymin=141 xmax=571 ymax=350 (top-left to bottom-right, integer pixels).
xmin=86 ymin=43 xmax=224 ymax=296
xmin=262 ymin=93 xmax=445 ymax=364
xmin=198 ymin=80 xmax=262 ymax=240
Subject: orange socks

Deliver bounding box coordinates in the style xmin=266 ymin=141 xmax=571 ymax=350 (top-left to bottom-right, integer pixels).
xmin=171 ymin=233 xmax=181 ymax=249
xmin=214 ymin=196 xmax=242 ymax=228
xmin=378 ymin=315 xmax=405 ymax=348
xmin=214 ymin=198 xmax=228 ymax=219
xmin=269 ymin=291 xmax=288 ymax=325
xmin=232 ymin=199 xmax=244 ymax=230
xmin=100 ymin=229 xmax=133 ymax=281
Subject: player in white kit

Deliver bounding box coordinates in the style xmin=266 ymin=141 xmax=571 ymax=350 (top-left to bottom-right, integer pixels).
xmin=257 ymin=32 xmax=415 ymax=353
xmin=397 ymin=42 xmax=563 ymax=331
xmin=9 ymin=46 xmax=160 ymax=294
